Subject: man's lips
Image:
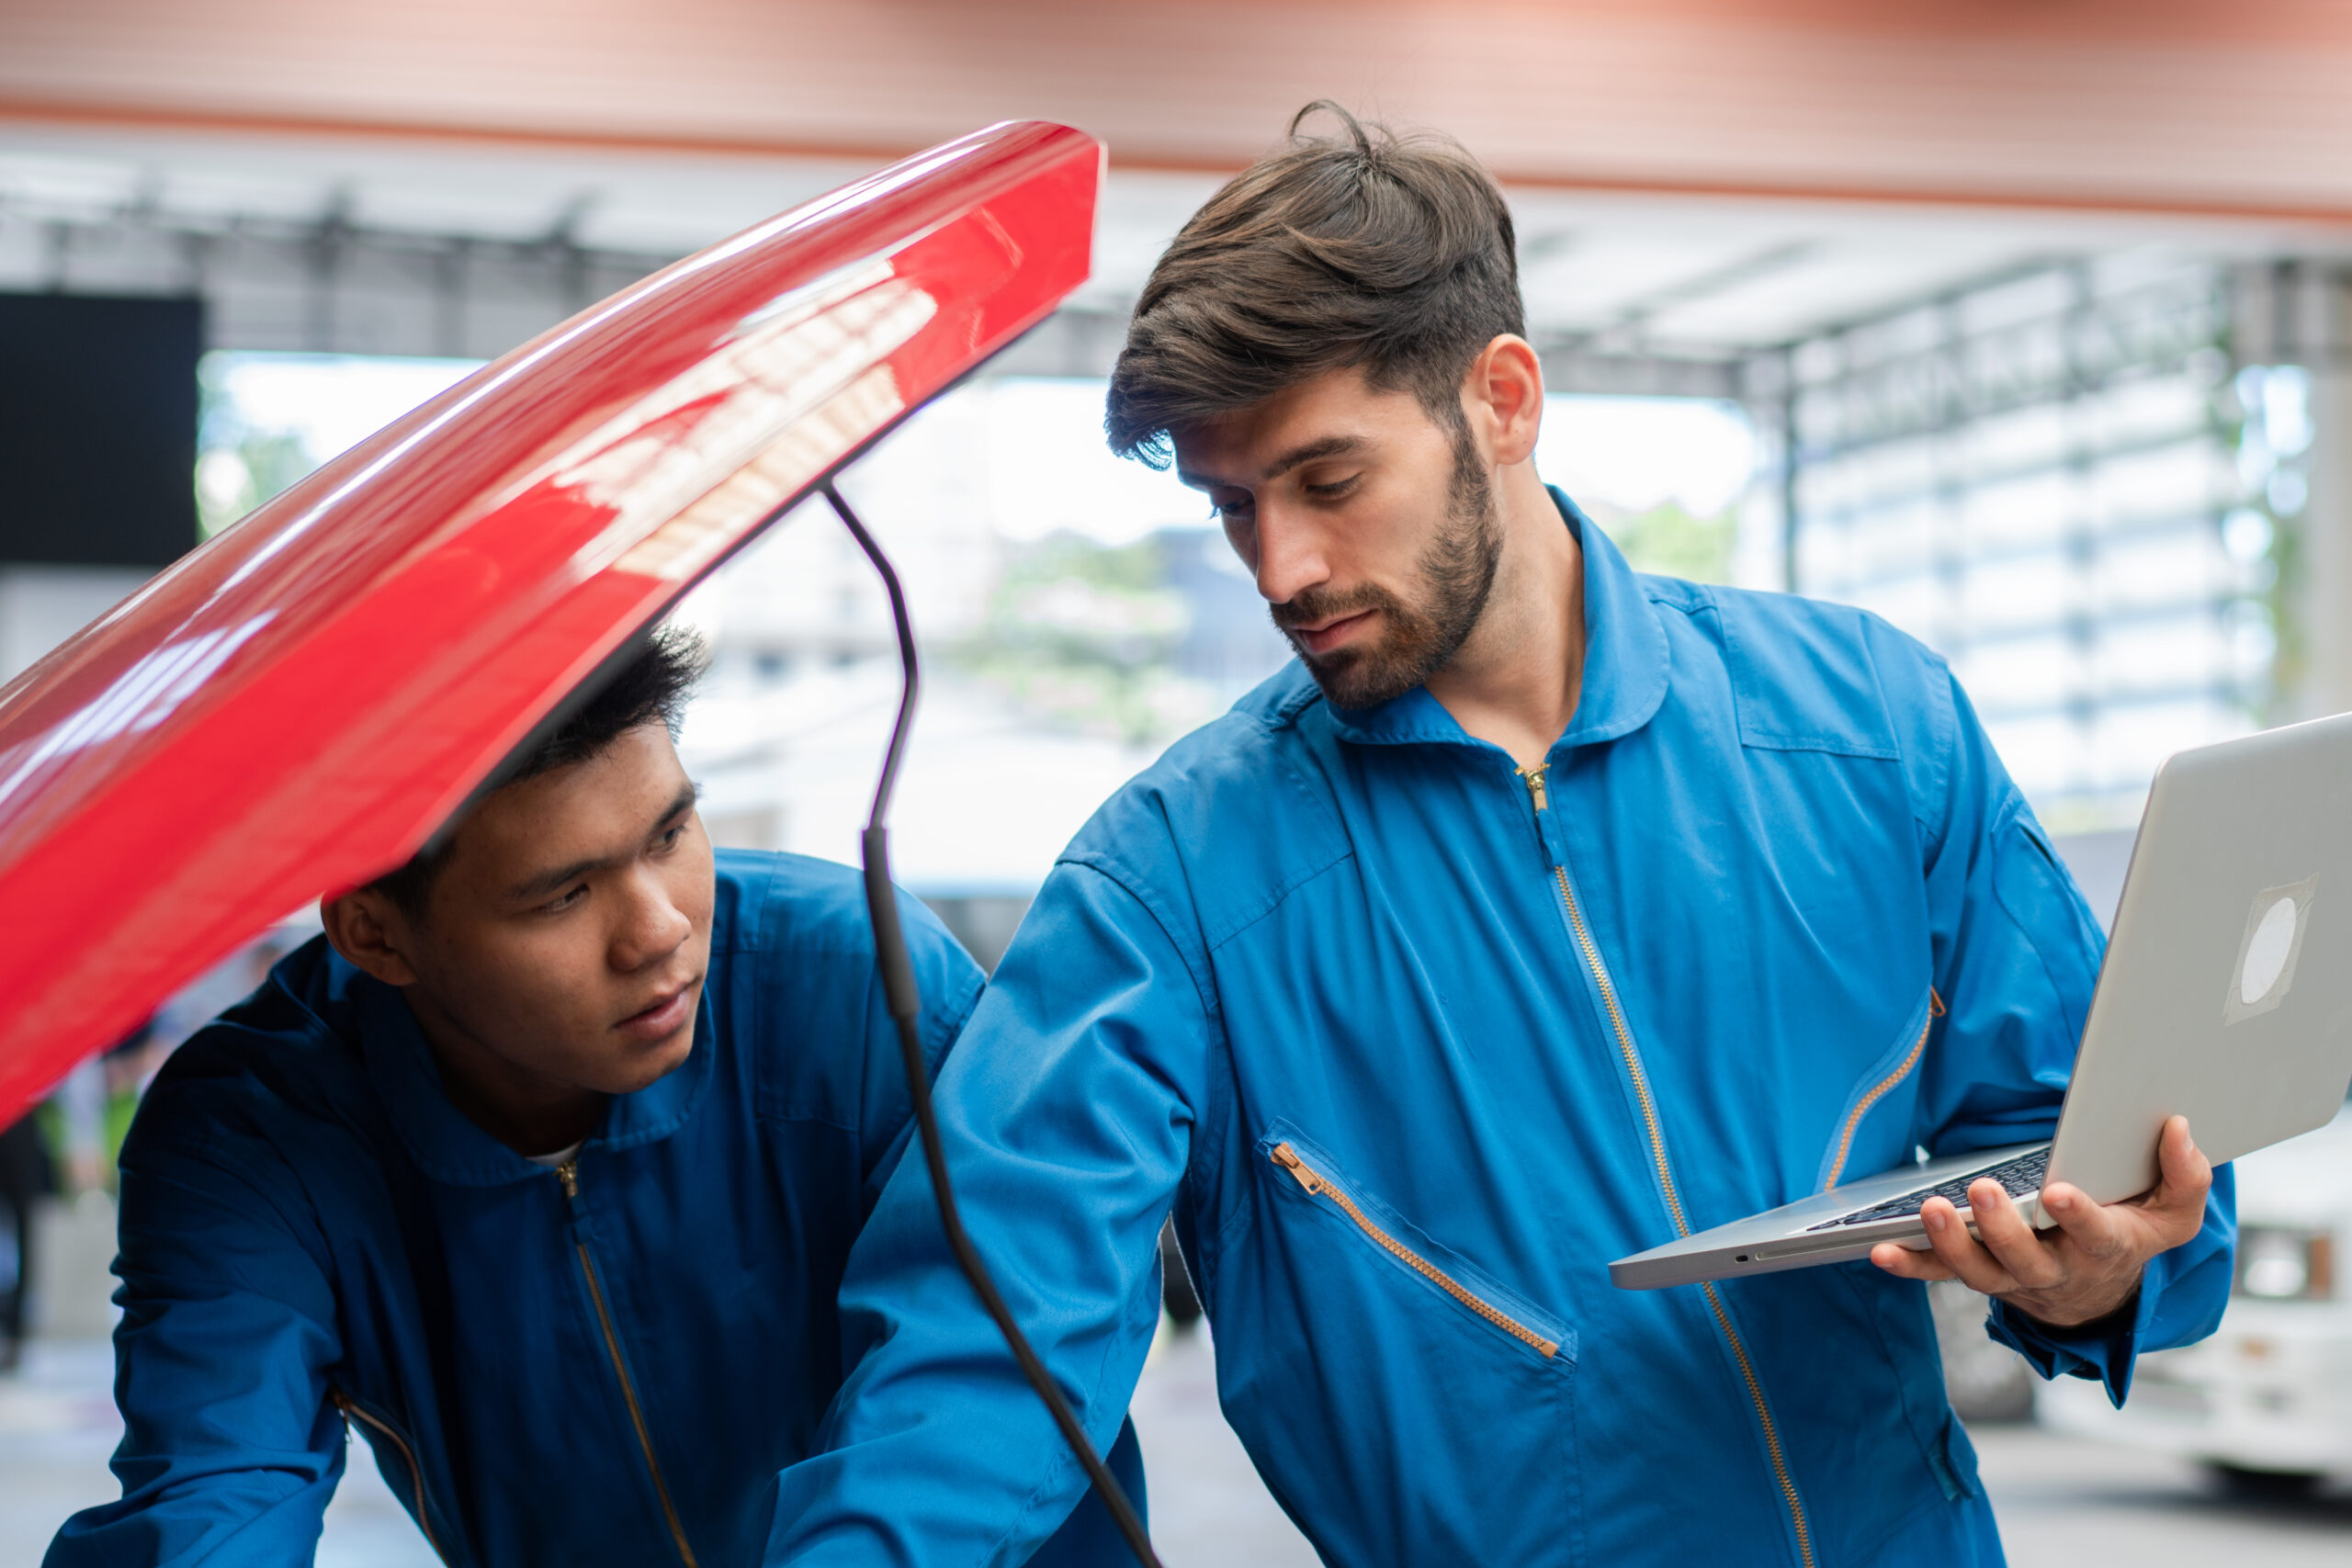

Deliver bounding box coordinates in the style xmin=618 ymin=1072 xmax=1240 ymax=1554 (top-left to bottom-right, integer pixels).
xmin=1284 ymin=608 xmax=1377 ymax=657
xmin=616 ymin=978 xmax=699 ymax=1040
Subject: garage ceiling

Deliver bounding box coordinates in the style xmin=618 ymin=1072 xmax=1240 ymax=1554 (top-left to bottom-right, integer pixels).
xmin=6 ymin=1 xmax=2352 ymax=355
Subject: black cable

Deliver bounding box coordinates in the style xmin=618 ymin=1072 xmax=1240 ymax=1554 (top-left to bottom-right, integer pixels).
xmin=824 ymin=481 xmax=1164 ymax=1568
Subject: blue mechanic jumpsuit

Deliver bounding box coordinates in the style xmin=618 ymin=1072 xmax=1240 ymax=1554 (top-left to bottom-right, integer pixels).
xmin=766 ymin=492 xmax=2233 ymax=1568
xmin=48 ymin=852 xmax=1142 ymax=1568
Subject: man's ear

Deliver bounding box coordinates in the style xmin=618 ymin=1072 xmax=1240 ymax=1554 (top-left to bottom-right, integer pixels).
xmin=322 ymin=888 xmax=423 ymax=987
xmin=1464 ymin=333 xmax=1544 ymax=468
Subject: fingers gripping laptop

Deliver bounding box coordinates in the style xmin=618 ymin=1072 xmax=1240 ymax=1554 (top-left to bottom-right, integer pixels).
xmin=1614 ymin=709 xmax=2352 ymax=1292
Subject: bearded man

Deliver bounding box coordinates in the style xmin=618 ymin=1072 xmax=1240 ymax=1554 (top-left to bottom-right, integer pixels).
xmin=765 ymin=107 xmax=2233 ymax=1568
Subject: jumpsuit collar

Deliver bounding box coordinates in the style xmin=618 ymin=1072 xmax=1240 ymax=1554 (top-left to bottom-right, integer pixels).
xmin=1322 ymin=485 xmax=1671 ymax=755
xmin=349 ymin=953 xmax=715 ymax=1188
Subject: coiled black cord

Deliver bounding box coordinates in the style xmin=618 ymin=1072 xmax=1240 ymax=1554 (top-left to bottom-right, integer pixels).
xmin=825 ymin=481 xmax=1163 ymax=1568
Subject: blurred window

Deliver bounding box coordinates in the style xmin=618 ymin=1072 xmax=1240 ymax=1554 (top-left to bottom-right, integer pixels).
xmin=1784 ymin=261 xmax=2275 ymax=831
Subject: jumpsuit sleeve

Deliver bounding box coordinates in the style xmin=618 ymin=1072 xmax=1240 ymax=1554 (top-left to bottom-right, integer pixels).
xmin=765 ymin=858 xmax=1212 ymax=1566
xmin=839 ymin=879 xmax=1151 ymax=1565
xmin=1894 ymin=640 xmax=2236 ymax=1406
xmin=46 ymin=1119 xmax=349 ymax=1567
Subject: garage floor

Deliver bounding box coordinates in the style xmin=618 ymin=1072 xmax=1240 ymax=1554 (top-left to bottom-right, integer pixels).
xmin=6 ymin=1193 xmax=2346 ymax=1568
xmin=6 ymin=1326 xmax=2347 ymax=1567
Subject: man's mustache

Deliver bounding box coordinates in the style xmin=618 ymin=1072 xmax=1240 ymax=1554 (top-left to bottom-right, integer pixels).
xmin=1271 ymin=583 xmax=1401 ymax=632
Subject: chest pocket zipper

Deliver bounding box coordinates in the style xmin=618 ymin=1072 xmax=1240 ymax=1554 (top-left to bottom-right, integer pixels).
xmin=1269 ymin=1141 xmax=1560 ymax=1359
xmin=330 ymin=1388 xmax=448 ymax=1564
xmin=1823 ymin=987 xmax=1945 ymax=1192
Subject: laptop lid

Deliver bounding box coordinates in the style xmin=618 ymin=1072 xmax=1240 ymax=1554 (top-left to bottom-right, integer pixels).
xmin=0 ymin=121 xmax=1102 ymax=1122
xmin=2051 ymin=708 xmax=2352 ymax=1201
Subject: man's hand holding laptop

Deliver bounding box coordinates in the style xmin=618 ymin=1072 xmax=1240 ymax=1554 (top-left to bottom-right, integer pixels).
xmin=1871 ymin=1114 xmax=2213 ymax=1326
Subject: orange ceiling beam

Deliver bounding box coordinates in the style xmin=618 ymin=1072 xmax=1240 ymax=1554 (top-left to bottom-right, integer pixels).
xmin=6 ymin=1 xmax=2352 ymax=222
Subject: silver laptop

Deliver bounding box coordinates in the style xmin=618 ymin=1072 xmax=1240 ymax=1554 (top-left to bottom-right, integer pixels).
xmin=1612 ymin=709 xmax=2352 ymax=1292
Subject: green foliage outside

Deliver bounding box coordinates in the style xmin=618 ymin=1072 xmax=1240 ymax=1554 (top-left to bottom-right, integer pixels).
xmin=195 ymin=356 xmax=324 ymax=538
xmin=196 ymin=431 xmax=315 ymax=538
xmin=949 ymin=532 xmax=1193 ymax=746
xmin=953 ymin=500 xmax=1741 ymax=749
xmin=1589 ymin=500 xmax=1738 ymax=585
xmin=30 ymin=1092 xmax=138 ymax=1194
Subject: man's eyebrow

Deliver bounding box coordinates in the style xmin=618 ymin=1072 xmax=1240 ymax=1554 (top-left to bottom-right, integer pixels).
xmin=660 ymin=782 xmax=701 ymax=824
xmin=503 ymin=783 xmax=701 ymax=901
xmin=1178 ymin=434 xmax=1369 ymax=491
xmin=508 ymin=852 xmax=612 ymax=903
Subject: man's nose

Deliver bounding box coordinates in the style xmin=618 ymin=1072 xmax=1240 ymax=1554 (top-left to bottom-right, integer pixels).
xmin=1251 ymin=504 xmax=1329 ymax=606
xmin=612 ymin=869 xmax=693 ymax=970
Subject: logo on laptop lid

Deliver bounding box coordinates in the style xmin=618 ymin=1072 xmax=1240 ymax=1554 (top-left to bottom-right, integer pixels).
xmin=2226 ymin=875 xmax=2318 ymax=1024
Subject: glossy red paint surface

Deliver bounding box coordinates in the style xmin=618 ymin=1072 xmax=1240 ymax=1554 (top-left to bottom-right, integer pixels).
xmin=0 ymin=120 xmax=1102 ymax=1121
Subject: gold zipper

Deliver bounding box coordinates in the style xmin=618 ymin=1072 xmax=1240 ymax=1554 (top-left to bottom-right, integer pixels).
xmin=330 ymin=1389 xmax=448 ymax=1564
xmin=1696 ymin=1282 xmax=1813 ymax=1568
xmin=1520 ymin=763 xmax=1550 ymax=813
xmin=1270 ymin=1142 xmax=1558 ymax=1358
xmin=1823 ymin=988 xmax=1944 ymax=1191
xmin=1521 ymin=766 xmax=1815 ymax=1568
xmin=559 ymin=1160 xmax=701 ymax=1568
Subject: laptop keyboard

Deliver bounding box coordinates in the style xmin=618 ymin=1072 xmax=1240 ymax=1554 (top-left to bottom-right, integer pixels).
xmin=1805 ymin=1146 xmax=2051 ymax=1232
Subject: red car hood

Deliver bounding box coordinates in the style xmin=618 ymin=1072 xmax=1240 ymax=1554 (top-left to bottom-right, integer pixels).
xmin=0 ymin=120 xmax=1101 ymax=1120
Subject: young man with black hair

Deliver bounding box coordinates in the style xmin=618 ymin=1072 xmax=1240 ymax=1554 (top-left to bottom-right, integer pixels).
xmin=48 ymin=631 xmax=1141 ymax=1568
xmin=767 ymin=107 xmax=2233 ymax=1566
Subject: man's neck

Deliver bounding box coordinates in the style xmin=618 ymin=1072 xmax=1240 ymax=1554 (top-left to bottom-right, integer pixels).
xmin=1423 ymin=465 xmax=1586 ymax=770
xmin=401 ymin=990 xmax=606 ymax=1157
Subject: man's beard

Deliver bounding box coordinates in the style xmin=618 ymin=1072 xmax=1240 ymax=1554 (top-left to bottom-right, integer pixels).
xmin=1272 ymin=431 xmax=1503 ymax=711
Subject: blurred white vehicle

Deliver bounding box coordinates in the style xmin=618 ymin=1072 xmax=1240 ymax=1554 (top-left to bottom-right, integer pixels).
xmin=2040 ymin=1102 xmax=2352 ymax=1493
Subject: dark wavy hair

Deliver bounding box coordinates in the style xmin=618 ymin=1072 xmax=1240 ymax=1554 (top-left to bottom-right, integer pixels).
xmin=1105 ymin=102 xmax=1524 ymax=468
xmin=370 ymin=626 xmax=707 ymax=918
